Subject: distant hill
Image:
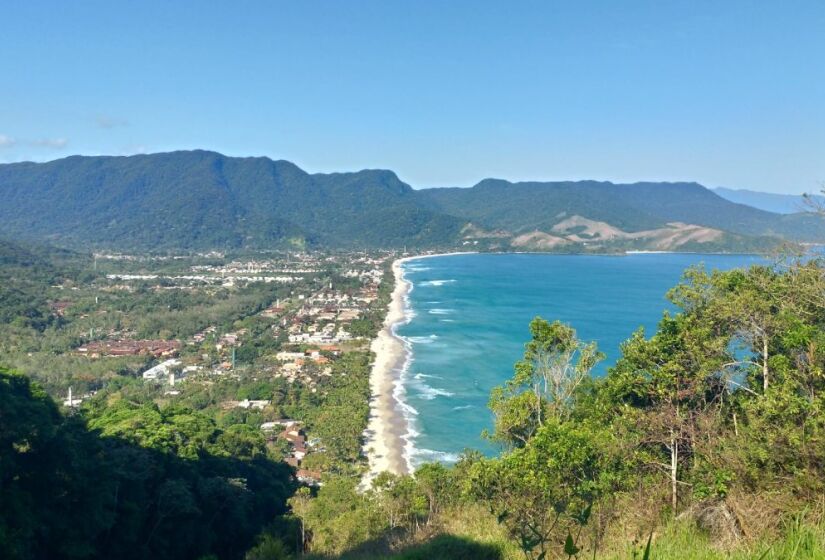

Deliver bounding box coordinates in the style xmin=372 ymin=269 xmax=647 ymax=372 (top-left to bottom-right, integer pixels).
xmin=417 ymin=179 xmax=825 ymax=249
xmin=713 ymin=187 xmax=825 ymax=215
xmin=1 ymin=151 xmax=824 ymax=253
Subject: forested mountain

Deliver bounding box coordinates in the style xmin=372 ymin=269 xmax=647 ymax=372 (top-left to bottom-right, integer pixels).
xmin=1 ymin=151 xmax=824 ymax=252
xmin=0 ymin=151 xmax=464 ymax=251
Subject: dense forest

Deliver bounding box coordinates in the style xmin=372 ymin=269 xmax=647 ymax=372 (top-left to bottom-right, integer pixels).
xmin=0 ymin=152 xmax=464 ymax=251
xmin=0 ymin=367 xmax=296 ymax=559
xmin=0 ymin=239 xmax=93 ymax=330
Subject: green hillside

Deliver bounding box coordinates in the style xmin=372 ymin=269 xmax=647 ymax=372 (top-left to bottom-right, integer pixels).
xmin=2 ymin=151 xmax=824 ymax=252
xmin=0 ymin=151 xmax=465 ymax=251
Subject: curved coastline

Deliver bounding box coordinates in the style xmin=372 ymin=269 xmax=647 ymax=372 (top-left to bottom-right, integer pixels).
xmin=362 ymin=252 xmax=476 ymax=485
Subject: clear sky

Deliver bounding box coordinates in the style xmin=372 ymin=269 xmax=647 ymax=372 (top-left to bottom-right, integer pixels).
xmin=1 ymin=1 xmax=823 ymax=193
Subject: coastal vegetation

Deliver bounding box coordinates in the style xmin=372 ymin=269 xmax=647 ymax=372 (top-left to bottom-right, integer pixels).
xmin=288 ymin=255 xmax=825 ymax=559
xmin=0 ymin=366 xmax=296 ymax=560
xmin=2 ymin=239 xmax=825 ymax=559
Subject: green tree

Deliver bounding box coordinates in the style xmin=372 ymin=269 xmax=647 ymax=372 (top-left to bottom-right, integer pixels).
xmin=469 ymin=419 xmax=618 ymax=560
xmin=487 ymin=317 xmax=603 ymax=448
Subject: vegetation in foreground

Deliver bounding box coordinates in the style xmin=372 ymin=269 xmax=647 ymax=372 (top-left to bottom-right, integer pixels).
xmin=2 ymin=243 xmax=825 ymax=559
xmin=291 ymin=256 xmax=825 ymax=559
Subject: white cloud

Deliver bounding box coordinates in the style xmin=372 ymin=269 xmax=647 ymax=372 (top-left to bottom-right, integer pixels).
xmin=31 ymin=138 xmax=68 ymax=149
xmin=0 ymin=134 xmax=16 ymax=148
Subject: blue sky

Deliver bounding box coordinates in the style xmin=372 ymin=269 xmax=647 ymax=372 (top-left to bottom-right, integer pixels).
xmin=1 ymin=1 xmax=823 ymax=193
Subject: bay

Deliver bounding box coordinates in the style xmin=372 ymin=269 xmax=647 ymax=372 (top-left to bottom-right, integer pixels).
xmin=396 ymin=252 xmax=763 ymax=467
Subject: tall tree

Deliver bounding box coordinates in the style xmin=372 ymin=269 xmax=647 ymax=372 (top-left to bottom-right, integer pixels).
xmin=487 ymin=317 xmax=603 ymax=448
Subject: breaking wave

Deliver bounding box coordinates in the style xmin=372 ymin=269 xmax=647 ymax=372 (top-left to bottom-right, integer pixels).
xmin=406 ymin=334 xmax=438 ymax=344
xmin=411 ymin=448 xmax=461 ymax=466
xmin=428 ymin=308 xmax=454 ymax=315
xmin=420 ymin=279 xmax=456 ymax=287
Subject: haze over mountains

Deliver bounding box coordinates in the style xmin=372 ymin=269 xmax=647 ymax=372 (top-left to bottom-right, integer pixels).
xmin=713 ymin=187 xmax=825 ymax=215
xmin=1 ymin=150 xmax=823 ymax=253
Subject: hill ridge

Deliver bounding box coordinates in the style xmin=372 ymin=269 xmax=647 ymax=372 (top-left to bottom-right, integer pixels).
xmin=1 ymin=150 xmax=823 ymax=252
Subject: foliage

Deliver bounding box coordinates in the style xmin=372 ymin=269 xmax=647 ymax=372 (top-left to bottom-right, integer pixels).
xmin=487 ymin=317 xmax=603 ymax=447
xmin=0 ymin=151 xmax=465 ymax=251
xmin=0 ymin=367 xmax=296 ymax=560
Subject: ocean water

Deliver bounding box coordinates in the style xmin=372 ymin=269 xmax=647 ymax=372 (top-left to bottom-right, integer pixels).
xmin=395 ymin=252 xmax=764 ymax=468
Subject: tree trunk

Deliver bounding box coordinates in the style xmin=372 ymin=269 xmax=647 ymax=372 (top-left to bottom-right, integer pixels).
xmin=762 ymin=336 xmax=769 ymax=391
xmin=670 ymin=430 xmax=678 ymax=515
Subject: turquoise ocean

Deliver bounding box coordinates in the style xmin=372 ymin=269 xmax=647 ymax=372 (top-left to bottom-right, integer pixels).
xmin=395 ymin=252 xmax=763 ymax=468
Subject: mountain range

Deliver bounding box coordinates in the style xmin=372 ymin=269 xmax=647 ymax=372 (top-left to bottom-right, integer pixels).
xmin=1 ymin=150 xmax=823 ymax=253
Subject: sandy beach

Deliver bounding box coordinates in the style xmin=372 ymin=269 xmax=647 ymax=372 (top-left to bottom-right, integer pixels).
xmin=361 ymin=252 xmax=476 ymax=487
xmin=361 ymin=257 xmax=412 ymax=486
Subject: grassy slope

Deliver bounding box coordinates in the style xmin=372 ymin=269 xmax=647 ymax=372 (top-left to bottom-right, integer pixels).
xmin=372 ymin=510 xmax=825 ymax=560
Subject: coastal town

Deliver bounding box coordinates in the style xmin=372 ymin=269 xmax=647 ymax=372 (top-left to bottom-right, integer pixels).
xmin=22 ymin=250 xmax=401 ymax=484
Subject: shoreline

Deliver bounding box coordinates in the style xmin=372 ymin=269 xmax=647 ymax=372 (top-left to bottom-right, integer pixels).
xmin=359 ymin=249 xmax=756 ymax=486
xmin=361 ymin=251 xmax=476 ymax=486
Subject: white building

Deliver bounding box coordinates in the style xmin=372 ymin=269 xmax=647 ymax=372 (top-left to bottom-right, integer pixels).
xmin=142 ymin=359 xmax=182 ymax=382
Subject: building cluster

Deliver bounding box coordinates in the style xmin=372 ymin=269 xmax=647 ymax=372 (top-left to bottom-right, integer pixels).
xmin=72 ymin=251 xmax=396 ymax=487
xmin=106 ymin=273 xmax=297 ymax=287
xmin=191 ymin=258 xmax=321 ymax=276
xmin=261 ymin=420 xmax=321 ymax=485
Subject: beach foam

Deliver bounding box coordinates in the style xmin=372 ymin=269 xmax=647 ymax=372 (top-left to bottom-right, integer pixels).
xmin=407 ymin=334 xmax=438 ymax=344
xmin=413 ymin=372 xmax=443 ymax=380
xmin=363 ymin=252 xmax=480 ymax=484
xmin=411 ymin=448 xmax=460 ymax=467
xmin=415 ymin=385 xmax=454 ymax=400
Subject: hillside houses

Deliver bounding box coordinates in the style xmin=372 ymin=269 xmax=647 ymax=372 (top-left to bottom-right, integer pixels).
xmin=191 ymin=326 xmax=217 ymax=344
xmin=260 ymin=303 xmax=286 ymax=318
xmin=217 ymin=329 xmax=247 ymax=349
xmin=266 ymin=421 xmax=321 ymax=484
